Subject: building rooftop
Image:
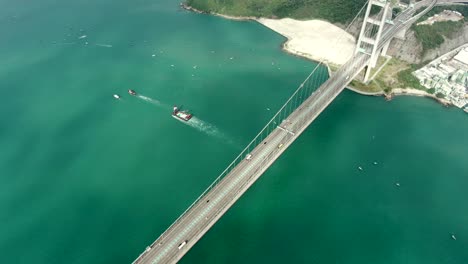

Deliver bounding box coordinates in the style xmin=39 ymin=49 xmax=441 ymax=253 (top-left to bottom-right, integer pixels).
xmin=454 ymin=48 xmax=468 ymax=66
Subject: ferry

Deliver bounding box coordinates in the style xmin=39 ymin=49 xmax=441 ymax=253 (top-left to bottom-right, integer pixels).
xmin=128 ymin=89 xmax=137 ymax=96
xmin=172 ymin=106 xmax=192 ymax=122
xmin=113 ymin=94 xmax=121 ymax=99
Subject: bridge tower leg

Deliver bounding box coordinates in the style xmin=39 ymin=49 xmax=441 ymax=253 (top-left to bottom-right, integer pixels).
xmin=355 ymin=0 xmax=393 ymax=83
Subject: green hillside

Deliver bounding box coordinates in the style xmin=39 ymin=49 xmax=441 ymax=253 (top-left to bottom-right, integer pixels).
xmin=413 ymin=5 xmax=468 ymax=54
xmin=185 ymin=0 xmax=367 ymax=24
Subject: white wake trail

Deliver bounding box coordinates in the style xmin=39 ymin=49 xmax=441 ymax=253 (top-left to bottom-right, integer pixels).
xmin=183 ymin=117 xmax=238 ymax=147
xmin=95 ymin=43 xmax=113 ymax=48
xmin=137 ymin=95 xmax=163 ymax=107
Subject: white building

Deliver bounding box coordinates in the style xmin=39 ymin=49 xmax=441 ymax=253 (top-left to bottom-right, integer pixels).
xmin=454 ymin=48 xmax=468 ymax=67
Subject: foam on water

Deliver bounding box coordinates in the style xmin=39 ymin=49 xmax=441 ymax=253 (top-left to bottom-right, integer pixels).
xmin=185 ymin=117 xmax=219 ymax=136
xmin=184 ymin=117 xmax=238 ymax=147
xmin=137 ymin=95 xmax=166 ymax=108
xmin=95 ymin=43 xmax=113 ymax=48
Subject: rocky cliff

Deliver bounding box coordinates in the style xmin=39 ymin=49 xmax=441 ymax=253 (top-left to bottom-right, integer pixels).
xmin=389 ymin=22 xmax=468 ymax=64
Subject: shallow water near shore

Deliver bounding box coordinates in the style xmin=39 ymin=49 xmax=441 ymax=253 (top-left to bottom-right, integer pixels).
xmin=0 ymin=0 xmax=467 ymax=264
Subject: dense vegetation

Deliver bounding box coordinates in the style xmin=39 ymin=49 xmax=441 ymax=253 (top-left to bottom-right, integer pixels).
xmin=185 ymin=0 xmax=368 ymax=24
xmin=413 ymin=21 xmax=463 ymax=53
xmin=413 ymin=5 xmax=468 ymax=54
xmin=397 ymin=67 xmax=425 ymax=90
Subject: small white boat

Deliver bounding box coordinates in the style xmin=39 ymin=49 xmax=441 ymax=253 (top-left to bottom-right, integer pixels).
xmin=78 ymin=35 xmax=87 ymax=39
xmin=358 ymin=166 xmax=363 ymax=171
xmin=395 ymin=182 xmax=401 ymax=187
xmin=113 ymin=94 xmax=121 ymax=99
xmin=373 ymin=161 xmax=378 ymax=165
xmin=451 ymin=234 xmax=457 ymax=240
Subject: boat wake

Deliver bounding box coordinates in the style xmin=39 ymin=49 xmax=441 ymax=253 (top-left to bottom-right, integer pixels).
xmin=185 ymin=117 xmax=220 ymax=136
xmin=137 ymin=95 xmax=165 ymax=107
xmin=185 ymin=117 xmax=235 ymax=145
xmin=132 ymin=93 xmax=238 ymax=147
xmin=95 ymin=43 xmax=113 ymax=48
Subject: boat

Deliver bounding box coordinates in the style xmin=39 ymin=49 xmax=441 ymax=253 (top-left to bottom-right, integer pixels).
xmin=464 ymin=107 xmax=468 ymax=113
xmin=128 ymin=89 xmax=137 ymax=96
xmin=172 ymin=106 xmax=192 ymax=122
xmin=451 ymin=234 xmax=457 ymax=240
xmin=358 ymin=166 xmax=363 ymax=171
xmin=113 ymin=94 xmax=121 ymax=99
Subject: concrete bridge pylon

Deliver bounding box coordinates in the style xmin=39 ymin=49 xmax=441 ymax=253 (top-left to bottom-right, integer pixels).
xmin=355 ymin=0 xmax=393 ymax=83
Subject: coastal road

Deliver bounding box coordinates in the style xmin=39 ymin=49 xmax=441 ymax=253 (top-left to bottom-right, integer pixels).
xmin=437 ymin=0 xmax=468 ymax=4
xmin=132 ymin=1 xmax=438 ymax=263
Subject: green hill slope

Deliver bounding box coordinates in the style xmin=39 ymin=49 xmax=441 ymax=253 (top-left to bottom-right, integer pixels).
xmin=185 ymin=0 xmax=367 ymax=24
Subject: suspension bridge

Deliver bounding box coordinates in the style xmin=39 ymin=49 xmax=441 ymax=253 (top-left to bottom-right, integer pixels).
xmin=132 ymin=0 xmax=444 ymax=263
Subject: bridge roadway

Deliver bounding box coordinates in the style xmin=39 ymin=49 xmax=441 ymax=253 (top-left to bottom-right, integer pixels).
xmin=133 ymin=1 xmax=438 ymax=263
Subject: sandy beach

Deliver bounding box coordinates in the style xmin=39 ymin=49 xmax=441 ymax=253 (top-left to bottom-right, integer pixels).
xmin=257 ymin=18 xmax=356 ymax=65
xmin=181 ymin=4 xmax=356 ymax=66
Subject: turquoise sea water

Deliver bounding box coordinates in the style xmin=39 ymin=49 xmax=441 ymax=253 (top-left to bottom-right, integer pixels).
xmin=0 ymin=1 xmax=467 ymax=263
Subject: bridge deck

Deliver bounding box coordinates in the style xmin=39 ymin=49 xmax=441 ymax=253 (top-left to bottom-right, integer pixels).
xmin=133 ymin=0 xmax=437 ymax=263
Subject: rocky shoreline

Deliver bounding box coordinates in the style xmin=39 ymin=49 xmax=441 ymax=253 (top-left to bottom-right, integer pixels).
xmin=180 ymin=3 xmax=257 ymax=21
